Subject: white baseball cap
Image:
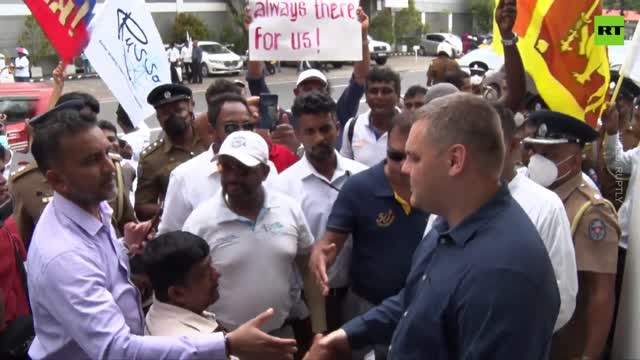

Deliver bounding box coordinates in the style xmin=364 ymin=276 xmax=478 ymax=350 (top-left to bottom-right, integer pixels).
xmin=296 ymin=69 xmax=328 ymax=87
xmin=218 ymin=131 xmax=269 ymax=167
xmin=16 ymin=47 xmax=29 ymax=56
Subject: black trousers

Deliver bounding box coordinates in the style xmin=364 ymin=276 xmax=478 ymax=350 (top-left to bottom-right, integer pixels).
xmin=169 ymin=62 xmax=179 ymax=84
xmin=191 ymin=62 xmax=202 ymax=84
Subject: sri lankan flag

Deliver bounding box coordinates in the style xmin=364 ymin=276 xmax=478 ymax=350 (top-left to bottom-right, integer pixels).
xmin=494 ymin=0 xmax=610 ymax=127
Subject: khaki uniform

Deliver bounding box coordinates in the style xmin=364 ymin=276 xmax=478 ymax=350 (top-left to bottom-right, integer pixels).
xmin=551 ymin=173 xmax=620 ymax=360
xmin=9 ymin=155 xmax=136 ymax=247
xmin=426 ymin=57 xmax=460 ymax=86
xmin=134 ymin=132 xmax=206 ymax=216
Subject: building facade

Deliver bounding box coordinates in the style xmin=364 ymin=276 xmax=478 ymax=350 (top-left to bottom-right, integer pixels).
xmin=0 ymin=0 xmax=228 ymax=60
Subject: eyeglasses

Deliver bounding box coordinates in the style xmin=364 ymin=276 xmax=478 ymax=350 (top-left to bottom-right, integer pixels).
xmin=223 ymin=122 xmax=255 ymax=135
xmin=217 ymin=160 xmax=251 ymax=176
xmin=387 ymin=150 xmax=407 ymax=162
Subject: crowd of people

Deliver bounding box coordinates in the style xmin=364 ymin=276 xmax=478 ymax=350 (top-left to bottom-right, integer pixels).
xmin=0 ymin=0 xmax=638 ymax=359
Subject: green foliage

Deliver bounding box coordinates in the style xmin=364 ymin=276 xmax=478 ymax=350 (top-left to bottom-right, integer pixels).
xmin=217 ymin=21 xmax=248 ymax=53
xmin=17 ymin=15 xmax=54 ymax=65
xmin=370 ymin=10 xmax=394 ymax=44
xmin=470 ymin=0 xmax=494 ymax=34
xmin=603 ymin=0 xmax=640 ymax=10
xmin=172 ymin=13 xmax=209 ymax=43
xmin=394 ymin=0 xmax=426 ymax=47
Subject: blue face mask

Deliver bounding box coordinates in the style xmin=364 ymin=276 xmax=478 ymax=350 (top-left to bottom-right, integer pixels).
xmin=0 ymin=136 xmax=8 ymax=151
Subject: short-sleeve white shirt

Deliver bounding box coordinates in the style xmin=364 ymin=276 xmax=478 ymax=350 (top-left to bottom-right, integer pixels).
xmin=183 ymin=188 xmax=313 ymax=332
xmin=340 ymin=111 xmax=388 ymax=167
xmin=158 ymin=147 xmax=279 ymax=235
xmin=273 ymin=151 xmax=368 ymax=287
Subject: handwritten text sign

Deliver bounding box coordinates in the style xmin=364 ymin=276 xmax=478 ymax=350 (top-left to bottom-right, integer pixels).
xmin=23 ymin=0 xmax=96 ymax=62
xmin=248 ymin=0 xmax=362 ymax=61
xmin=85 ymin=0 xmax=169 ymax=127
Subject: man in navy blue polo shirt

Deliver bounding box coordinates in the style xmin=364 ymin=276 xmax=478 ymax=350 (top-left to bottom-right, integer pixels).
xmin=309 ymin=111 xmax=426 ymax=359
xmin=304 ymin=93 xmax=560 ymax=360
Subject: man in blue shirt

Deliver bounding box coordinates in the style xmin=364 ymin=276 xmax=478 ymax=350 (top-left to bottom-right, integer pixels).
xmin=304 ymin=93 xmax=560 ymax=360
xmin=25 ymin=103 xmax=297 ymax=360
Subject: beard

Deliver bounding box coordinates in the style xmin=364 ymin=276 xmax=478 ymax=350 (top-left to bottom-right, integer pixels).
xmin=164 ymin=113 xmax=189 ymax=138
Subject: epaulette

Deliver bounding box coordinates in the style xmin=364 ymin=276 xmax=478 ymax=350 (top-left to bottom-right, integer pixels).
xmin=9 ymin=162 xmax=39 ymax=183
xmin=140 ymin=138 xmax=164 ymax=159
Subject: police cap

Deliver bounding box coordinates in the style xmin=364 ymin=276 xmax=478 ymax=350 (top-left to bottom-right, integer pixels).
xmin=523 ymin=110 xmax=598 ymax=146
xmin=147 ymin=83 xmax=192 ymax=108
xmin=29 ymin=100 xmax=86 ymax=128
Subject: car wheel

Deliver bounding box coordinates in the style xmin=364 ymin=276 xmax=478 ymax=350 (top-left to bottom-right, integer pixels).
xmin=201 ymin=64 xmax=210 ymax=78
xmin=332 ymin=62 xmax=344 ymax=69
xmin=375 ymin=57 xmax=387 ymax=65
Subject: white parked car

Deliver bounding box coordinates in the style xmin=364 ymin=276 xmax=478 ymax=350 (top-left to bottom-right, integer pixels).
xmin=368 ymin=35 xmax=391 ymax=65
xmin=198 ymin=41 xmax=244 ymax=77
xmin=457 ymin=47 xmax=504 ymax=75
xmin=419 ymin=33 xmax=463 ymax=58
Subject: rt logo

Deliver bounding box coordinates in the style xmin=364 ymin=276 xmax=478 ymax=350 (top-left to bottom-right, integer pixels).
xmin=595 ymin=16 xmax=625 ymax=45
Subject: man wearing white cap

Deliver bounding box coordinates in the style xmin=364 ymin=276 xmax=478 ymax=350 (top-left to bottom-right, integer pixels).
xmin=13 ymin=48 xmax=30 ymax=82
xmin=183 ymin=131 xmax=317 ymax=338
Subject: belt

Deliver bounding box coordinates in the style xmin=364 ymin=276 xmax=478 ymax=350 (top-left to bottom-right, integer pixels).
xmin=327 ymin=287 xmax=349 ymax=297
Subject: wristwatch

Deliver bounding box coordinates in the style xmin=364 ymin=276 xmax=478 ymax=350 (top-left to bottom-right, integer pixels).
xmin=501 ymin=32 xmax=519 ymax=46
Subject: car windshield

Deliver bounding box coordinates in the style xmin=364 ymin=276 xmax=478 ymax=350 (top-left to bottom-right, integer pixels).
xmin=0 ymin=96 xmax=38 ymax=124
xmin=200 ymin=44 xmax=230 ymax=54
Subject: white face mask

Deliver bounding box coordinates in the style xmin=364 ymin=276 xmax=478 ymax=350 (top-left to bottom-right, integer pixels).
xmin=527 ymin=154 xmax=574 ymax=187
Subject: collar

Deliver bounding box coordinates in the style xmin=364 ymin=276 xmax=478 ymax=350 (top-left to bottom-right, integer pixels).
xmin=162 ymin=127 xmax=202 ymax=154
xmin=552 ymin=172 xmax=582 ymax=201
xmin=366 ymin=108 xmax=402 ymax=130
xmin=371 ymin=161 xmax=395 ymax=197
xmin=212 ymin=186 xmax=279 ymax=225
xmin=300 ymin=150 xmax=351 ymax=183
xmin=150 ymin=300 xmax=219 ymax=333
xmin=207 ymin=145 xmax=219 ymax=176
xmin=432 ymin=185 xmax=511 ymax=247
xmin=52 ymin=192 xmax=112 ymax=237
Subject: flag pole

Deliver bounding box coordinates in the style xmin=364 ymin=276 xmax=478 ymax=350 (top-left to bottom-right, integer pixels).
xmin=609 ymin=20 xmax=640 ymax=106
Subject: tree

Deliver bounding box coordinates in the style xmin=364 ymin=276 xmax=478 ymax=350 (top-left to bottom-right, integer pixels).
xmin=394 ymin=0 xmax=425 ymax=47
xmin=17 ymin=16 xmax=55 ymax=66
xmin=172 ymin=13 xmax=209 ymax=43
xmin=370 ymin=9 xmax=394 ymax=44
xmin=470 ymin=0 xmax=494 ymax=34
xmin=603 ymin=0 xmax=640 ymax=9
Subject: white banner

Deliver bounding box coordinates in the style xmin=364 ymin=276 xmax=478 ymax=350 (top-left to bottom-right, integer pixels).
xmin=85 ymin=0 xmax=170 ymax=126
xmin=248 ymin=0 xmax=362 ymax=61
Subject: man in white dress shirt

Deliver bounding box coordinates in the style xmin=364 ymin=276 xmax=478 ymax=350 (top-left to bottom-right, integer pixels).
xmin=183 ymin=131 xmax=316 ymax=336
xmin=158 ymin=94 xmax=277 ymax=234
xmin=274 ymin=92 xmax=367 ymax=333
xmin=424 ymin=104 xmax=577 ymax=332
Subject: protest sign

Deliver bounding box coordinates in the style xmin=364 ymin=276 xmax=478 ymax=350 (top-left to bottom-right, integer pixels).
xmin=84 ymin=0 xmax=170 ymax=127
xmin=23 ymin=0 xmax=96 ymax=63
xmin=248 ymin=0 xmax=362 ymax=61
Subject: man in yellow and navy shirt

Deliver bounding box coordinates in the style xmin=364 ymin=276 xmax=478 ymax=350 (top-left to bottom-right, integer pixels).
xmin=309 ymin=112 xmax=427 ymax=360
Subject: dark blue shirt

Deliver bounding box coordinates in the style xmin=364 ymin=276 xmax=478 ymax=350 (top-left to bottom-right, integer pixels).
xmin=342 ymin=185 xmax=560 ymax=360
xmin=246 ymin=74 xmax=364 ymax=127
xmin=327 ymin=162 xmax=427 ymax=305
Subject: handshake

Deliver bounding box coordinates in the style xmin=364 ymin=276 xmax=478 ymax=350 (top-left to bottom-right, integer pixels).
xmin=222 ymin=309 xmax=351 ymax=360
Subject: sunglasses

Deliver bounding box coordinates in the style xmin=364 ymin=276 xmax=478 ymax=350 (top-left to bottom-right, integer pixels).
xmin=223 ymin=122 xmax=255 ymax=135
xmin=387 ymin=150 xmax=407 ymax=162
xmin=217 ymin=160 xmax=251 ymax=176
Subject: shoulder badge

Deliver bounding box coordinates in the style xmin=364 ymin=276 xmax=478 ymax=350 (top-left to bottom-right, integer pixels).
xmin=139 ymin=138 xmax=164 ymax=159
xmin=589 ymin=219 xmax=607 ymax=241
xmin=9 ymin=162 xmax=38 ymax=183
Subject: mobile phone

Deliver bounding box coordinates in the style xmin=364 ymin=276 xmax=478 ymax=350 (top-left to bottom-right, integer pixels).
xmin=259 ymin=93 xmax=278 ymax=130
